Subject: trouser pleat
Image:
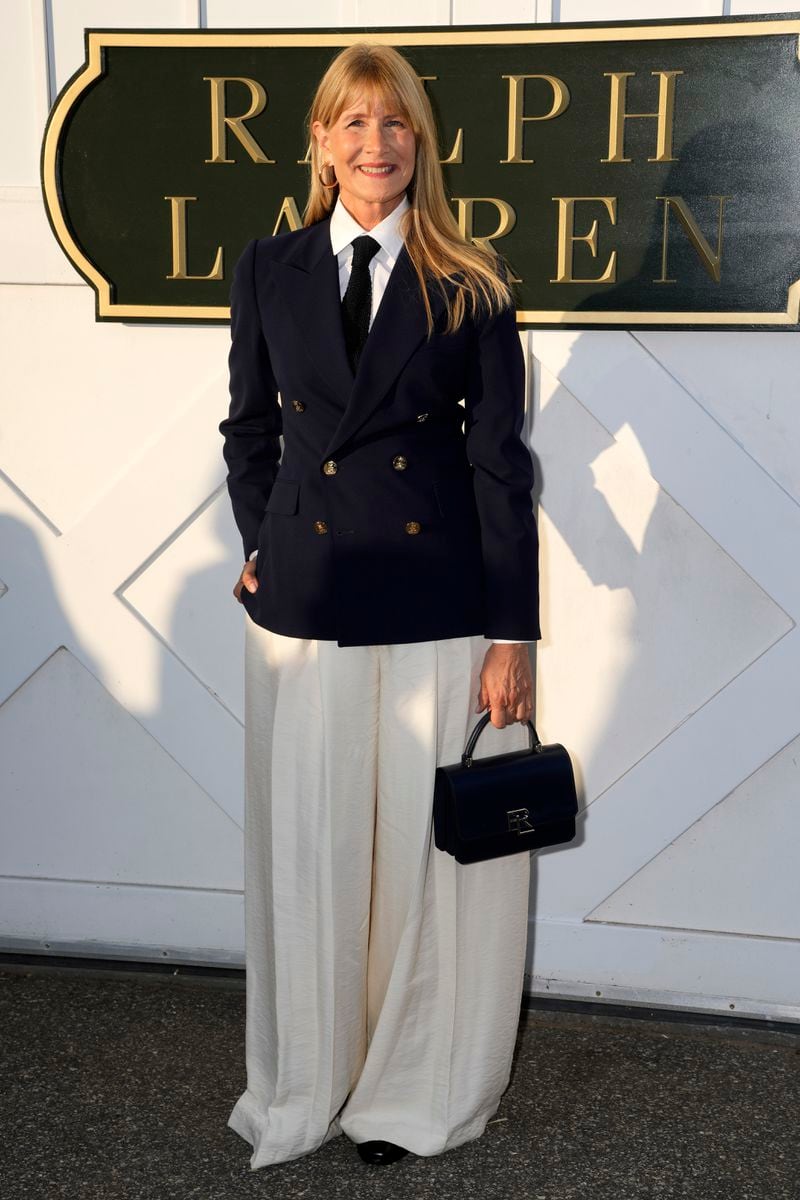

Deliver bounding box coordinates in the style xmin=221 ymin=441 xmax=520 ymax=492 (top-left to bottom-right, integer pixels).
xmin=336 ymin=635 xmax=531 ymax=1155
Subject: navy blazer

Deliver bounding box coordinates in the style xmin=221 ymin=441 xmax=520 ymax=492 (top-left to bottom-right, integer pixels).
xmin=218 ymin=216 xmax=541 ymax=648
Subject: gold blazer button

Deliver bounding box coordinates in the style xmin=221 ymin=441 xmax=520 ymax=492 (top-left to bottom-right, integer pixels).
xmin=392 ymin=455 xmax=408 ymax=470
xmin=323 ymin=460 xmax=338 ymax=475
xmin=404 ymin=520 xmax=422 ymax=535
xmin=291 ymin=399 xmax=306 ymax=412
xmin=314 ymin=520 xmax=329 ymax=534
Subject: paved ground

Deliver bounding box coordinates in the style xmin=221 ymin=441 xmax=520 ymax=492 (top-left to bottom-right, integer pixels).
xmin=1 ymin=961 xmax=798 ymax=1200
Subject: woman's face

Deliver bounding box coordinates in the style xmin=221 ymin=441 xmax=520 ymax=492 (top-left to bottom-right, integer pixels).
xmin=313 ymin=91 xmax=416 ymax=225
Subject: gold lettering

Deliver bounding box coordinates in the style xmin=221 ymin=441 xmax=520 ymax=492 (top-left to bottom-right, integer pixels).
xmin=550 ymin=197 xmax=617 ymax=284
xmin=204 ymin=76 xmax=274 ymax=164
xmin=602 ymin=70 xmax=683 ymax=163
xmin=655 ymin=195 xmax=731 ymax=283
xmin=417 ymin=75 xmax=464 ymax=163
xmin=164 ymin=197 xmax=223 ymax=280
xmin=440 ymin=127 xmax=464 ymax=166
xmin=502 ymin=74 xmax=570 ymax=164
xmin=271 ymin=195 xmax=304 ymax=233
xmin=452 ymin=197 xmax=518 ymax=268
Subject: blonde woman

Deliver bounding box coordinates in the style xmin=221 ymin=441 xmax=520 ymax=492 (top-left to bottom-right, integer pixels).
xmin=218 ymin=41 xmax=541 ymax=1171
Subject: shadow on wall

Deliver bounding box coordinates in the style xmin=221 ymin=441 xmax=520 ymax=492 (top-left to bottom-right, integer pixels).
xmin=524 ymin=116 xmax=799 ymax=928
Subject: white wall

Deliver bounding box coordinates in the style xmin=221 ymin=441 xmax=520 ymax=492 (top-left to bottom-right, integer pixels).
xmin=1 ymin=1 xmax=798 ymax=1021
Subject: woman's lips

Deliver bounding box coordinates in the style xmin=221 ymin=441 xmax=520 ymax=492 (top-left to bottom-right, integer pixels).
xmin=357 ymin=164 xmax=396 ymax=175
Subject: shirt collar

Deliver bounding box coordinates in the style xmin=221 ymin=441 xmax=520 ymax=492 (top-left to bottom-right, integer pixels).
xmin=329 ymin=191 xmax=410 ymax=262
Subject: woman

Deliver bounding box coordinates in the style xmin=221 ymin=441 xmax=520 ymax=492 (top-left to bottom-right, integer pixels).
xmin=218 ymin=42 xmax=541 ymax=1171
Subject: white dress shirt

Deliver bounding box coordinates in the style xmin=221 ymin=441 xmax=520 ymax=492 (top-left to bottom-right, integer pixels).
xmin=249 ymin=192 xmax=531 ymax=645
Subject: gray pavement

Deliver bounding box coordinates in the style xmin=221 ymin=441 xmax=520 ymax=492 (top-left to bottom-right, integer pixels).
xmin=1 ymin=961 xmax=798 ymax=1200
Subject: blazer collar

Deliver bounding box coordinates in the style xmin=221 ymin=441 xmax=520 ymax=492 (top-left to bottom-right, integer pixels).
xmin=329 ymin=191 xmax=410 ymax=265
xmin=269 ymin=211 xmax=447 ymax=462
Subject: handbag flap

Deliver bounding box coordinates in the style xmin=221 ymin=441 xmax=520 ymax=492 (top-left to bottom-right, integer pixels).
xmin=435 ymin=742 xmax=578 ymax=844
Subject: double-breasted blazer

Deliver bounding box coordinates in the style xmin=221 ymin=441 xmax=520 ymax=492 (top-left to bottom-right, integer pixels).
xmin=218 ymin=215 xmax=541 ymax=648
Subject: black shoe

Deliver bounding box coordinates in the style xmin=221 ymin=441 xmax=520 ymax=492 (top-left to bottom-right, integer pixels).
xmin=356 ymin=1139 xmax=410 ymax=1165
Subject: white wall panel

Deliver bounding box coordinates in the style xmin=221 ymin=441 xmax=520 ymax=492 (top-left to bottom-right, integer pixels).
xmin=49 ymin=0 xmax=198 ymax=93
xmin=1 ymin=0 xmax=798 ymax=1021
xmin=0 ymin=2 xmax=49 ymax=187
xmin=592 ymin=734 xmax=800 ymax=939
xmin=0 ymin=648 xmax=242 ymax=889
xmin=527 ymin=920 xmax=800 ymax=1020
xmin=635 ymin=331 xmax=800 ymax=505
xmin=559 ymin=1 xmax=722 ymax=20
xmin=455 ymin=1 xmax=540 ymax=23
xmin=205 ymin=1 xmax=345 ymax=26
xmin=352 ymin=1 xmax=453 ymax=24
xmin=0 ymin=878 xmax=245 ymax=965
xmin=531 ymin=366 xmax=791 ymax=803
xmin=0 ymin=283 xmax=228 ymax=531
xmin=0 ymin=187 xmax=83 ymax=285
xmin=124 ymin=493 xmax=253 ymax=721
xmin=531 ymin=330 xmax=800 ymax=611
xmin=729 ymin=2 xmax=795 ymax=13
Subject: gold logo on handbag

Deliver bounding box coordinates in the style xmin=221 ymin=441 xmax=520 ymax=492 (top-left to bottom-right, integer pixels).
xmin=506 ymin=807 xmax=535 ymax=834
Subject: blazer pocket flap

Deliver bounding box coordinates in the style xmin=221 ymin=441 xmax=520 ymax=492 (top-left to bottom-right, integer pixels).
xmin=265 ymin=478 xmax=300 ymax=515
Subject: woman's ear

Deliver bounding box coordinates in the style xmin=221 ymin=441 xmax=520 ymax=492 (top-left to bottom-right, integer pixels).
xmin=310 ymin=119 xmax=328 ymax=155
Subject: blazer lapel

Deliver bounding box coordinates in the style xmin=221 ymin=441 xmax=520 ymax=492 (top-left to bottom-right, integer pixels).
xmin=327 ymin=241 xmax=446 ymax=460
xmin=270 ymin=218 xmax=355 ymax=405
xmin=271 ymin=215 xmax=447 ymax=461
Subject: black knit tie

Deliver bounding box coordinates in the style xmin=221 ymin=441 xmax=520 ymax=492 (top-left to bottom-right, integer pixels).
xmin=341 ymin=235 xmax=381 ymax=374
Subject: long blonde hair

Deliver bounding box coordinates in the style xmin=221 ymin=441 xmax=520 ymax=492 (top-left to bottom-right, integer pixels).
xmin=303 ymin=42 xmax=514 ymax=336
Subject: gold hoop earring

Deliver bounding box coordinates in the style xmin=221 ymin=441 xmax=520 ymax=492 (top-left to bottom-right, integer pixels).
xmin=318 ymin=161 xmax=338 ymax=189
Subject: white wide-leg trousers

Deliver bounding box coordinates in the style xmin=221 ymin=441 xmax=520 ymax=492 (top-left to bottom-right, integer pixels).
xmin=228 ymin=618 xmax=532 ymax=1170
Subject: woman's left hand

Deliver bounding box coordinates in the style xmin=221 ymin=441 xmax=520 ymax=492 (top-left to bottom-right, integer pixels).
xmin=475 ymin=644 xmax=534 ymax=729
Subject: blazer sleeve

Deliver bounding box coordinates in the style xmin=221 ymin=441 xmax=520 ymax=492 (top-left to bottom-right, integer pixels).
xmin=464 ymin=282 xmax=542 ymax=642
xmin=218 ymin=237 xmax=283 ymax=562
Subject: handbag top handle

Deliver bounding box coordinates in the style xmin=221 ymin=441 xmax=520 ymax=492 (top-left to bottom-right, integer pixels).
xmin=462 ymin=712 xmax=543 ymax=768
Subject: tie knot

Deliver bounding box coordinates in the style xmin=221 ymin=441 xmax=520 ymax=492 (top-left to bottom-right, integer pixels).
xmin=351 ymin=234 xmax=381 ymax=269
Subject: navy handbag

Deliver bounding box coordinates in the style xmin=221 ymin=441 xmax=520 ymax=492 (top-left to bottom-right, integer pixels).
xmin=433 ymin=712 xmax=579 ymax=864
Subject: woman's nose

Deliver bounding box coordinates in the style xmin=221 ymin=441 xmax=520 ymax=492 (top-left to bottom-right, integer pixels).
xmin=364 ymin=122 xmax=388 ymax=152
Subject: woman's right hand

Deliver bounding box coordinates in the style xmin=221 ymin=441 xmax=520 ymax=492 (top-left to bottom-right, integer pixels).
xmin=234 ymin=560 xmax=259 ymax=603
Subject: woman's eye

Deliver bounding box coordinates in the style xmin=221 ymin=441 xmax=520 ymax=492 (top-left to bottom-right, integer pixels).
xmin=347 ymin=119 xmax=405 ymax=128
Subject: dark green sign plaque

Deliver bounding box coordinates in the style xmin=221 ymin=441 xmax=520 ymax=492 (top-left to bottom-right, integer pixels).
xmin=41 ymin=13 xmax=800 ymax=329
